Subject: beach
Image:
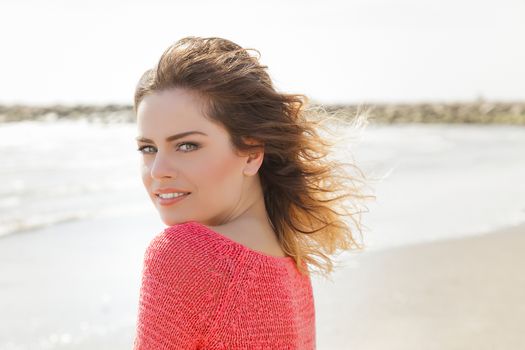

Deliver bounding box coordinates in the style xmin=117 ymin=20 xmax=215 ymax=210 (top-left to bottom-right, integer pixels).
xmin=1 ymin=120 xmax=524 ymax=349
xmin=1 ymin=0 xmax=525 ymax=347
xmin=314 ymin=222 xmax=525 ymax=350
xmin=0 ymin=215 xmax=523 ymax=349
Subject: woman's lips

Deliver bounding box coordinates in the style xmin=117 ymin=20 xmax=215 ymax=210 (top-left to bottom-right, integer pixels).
xmin=156 ymin=193 xmax=190 ymax=206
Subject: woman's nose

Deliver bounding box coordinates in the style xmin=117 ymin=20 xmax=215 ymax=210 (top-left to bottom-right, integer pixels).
xmin=149 ymin=152 xmax=177 ymax=179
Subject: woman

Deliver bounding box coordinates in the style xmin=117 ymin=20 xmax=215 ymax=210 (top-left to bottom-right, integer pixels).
xmin=133 ymin=36 xmax=373 ymax=349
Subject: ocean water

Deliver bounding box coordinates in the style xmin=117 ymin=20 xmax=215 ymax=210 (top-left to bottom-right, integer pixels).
xmin=1 ymin=119 xmax=524 ymax=250
xmin=345 ymin=122 xmax=525 ymax=251
xmin=0 ymin=119 xmax=151 ymax=237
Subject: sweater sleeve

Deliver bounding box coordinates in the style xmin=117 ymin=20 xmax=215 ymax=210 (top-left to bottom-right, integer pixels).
xmin=133 ymin=224 xmax=236 ymax=349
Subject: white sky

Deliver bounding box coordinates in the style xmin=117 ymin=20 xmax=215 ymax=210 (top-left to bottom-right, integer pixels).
xmin=0 ymin=0 xmax=524 ymax=105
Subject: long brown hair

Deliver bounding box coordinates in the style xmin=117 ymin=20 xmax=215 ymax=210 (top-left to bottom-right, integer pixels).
xmin=134 ymin=36 xmax=376 ymax=279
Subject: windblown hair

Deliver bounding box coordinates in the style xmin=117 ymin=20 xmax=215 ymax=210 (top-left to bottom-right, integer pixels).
xmin=134 ymin=36 xmax=376 ymax=279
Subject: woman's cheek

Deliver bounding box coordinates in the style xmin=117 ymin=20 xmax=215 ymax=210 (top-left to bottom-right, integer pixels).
xmin=200 ymin=156 xmax=241 ymax=195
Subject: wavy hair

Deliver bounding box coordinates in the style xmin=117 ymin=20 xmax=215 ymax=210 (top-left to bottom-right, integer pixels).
xmin=134 ymin=36 xmax=376 ymax=279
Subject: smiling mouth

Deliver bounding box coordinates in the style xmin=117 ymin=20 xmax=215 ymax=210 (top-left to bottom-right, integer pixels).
xmin=155 ymin=192 xmax=191 ymax=199
xmin=155 ymin=192 xmax=191 ymax=206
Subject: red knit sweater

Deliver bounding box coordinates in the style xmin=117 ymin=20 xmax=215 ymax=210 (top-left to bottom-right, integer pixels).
xmin=133 ymin=220 xmax=316 ymax=349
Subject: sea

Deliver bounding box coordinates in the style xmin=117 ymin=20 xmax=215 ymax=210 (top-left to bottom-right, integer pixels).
xmin=1 ymin=119 xmax=524 ymax=250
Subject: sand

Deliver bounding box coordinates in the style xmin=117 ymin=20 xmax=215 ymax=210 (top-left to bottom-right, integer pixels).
xmin=313 ymin=222 xmax=525 ymax=350
xmin=0 ymin=216 xmax=523 ymax=349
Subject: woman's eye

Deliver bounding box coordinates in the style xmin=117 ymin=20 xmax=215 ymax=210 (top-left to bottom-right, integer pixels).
xmin=137 ymin=145 xmax=155 ymax=154
xmin=178 ymin=142 xmax=199 ymax=152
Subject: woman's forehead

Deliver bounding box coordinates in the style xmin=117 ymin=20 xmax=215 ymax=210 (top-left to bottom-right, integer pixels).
xmin=135 ymin=88 xmax=234 ymax=145
xmin=137 ymin=89 xmax=207 ymax=121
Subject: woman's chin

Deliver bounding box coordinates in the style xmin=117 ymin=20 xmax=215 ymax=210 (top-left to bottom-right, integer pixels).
xmin=161 ymin=218 xmax=180 ymax=227
xmin=158 ymin=214 xmax=190 ymax=227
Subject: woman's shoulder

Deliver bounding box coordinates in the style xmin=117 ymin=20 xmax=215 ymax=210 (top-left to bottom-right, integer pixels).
xmin=146 ymin=220 xmax=215 ymax=257
xmin=136 ymin=221 xmax=246 ymax=347
xmin=139 ymin=221 xmax=247 ymax=314
xmin=143 ymin=220 xmax=299 ymax=281
xmin=143 ymin=220 xmax=247 ymax=278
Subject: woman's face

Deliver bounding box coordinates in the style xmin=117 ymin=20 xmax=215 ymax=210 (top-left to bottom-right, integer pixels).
xmin=136 ymin=87 xmax=261 ymax=227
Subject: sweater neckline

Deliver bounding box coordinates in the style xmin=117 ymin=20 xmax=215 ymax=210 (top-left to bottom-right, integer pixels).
xmin=187 ymin=220 xmax=295 ymax=264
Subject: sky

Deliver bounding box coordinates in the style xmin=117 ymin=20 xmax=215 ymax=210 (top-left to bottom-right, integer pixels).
xmin=0 ymin=0 xmax=524 ymax=105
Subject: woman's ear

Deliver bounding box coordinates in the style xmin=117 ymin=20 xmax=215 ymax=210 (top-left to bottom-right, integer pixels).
xmin=242 ymin=137 xmax=265 ymax=176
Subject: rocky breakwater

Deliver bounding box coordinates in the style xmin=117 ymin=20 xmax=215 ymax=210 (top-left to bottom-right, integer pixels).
xmin=323 ymin=100 xmax=525 ymax=124
xmin=1 ymin=100 xmax=525 ymax=124
xmin=0 ymin=104 xmax=135 ymax=123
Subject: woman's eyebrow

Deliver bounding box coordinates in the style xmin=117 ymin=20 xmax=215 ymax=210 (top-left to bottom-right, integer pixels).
xmin=135 ymin=131 xmax=208 ymax=143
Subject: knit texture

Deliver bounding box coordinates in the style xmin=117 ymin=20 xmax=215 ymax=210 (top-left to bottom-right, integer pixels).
xmin=133 ymin=220 xmax=316 ymax=349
